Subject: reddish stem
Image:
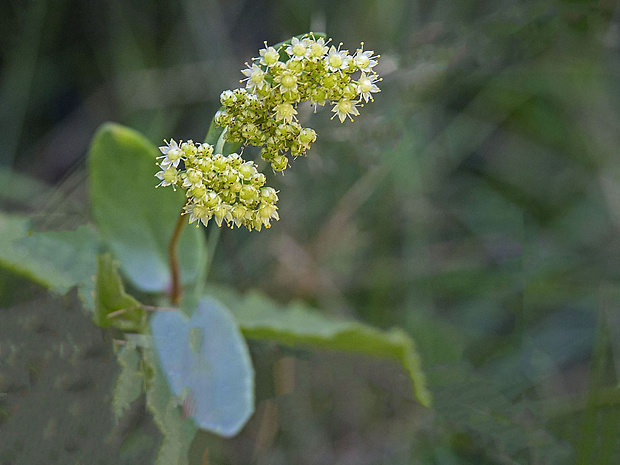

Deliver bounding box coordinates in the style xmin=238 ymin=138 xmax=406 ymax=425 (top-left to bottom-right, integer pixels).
xmin=169 ymin=201 xmax=189 ymax=306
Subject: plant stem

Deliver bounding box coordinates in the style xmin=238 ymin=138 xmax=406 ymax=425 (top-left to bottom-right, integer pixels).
xmin=215 ymin=126 xmax=228 ymax=154
xmin=169 ymin=200 xmax=189 ymax=306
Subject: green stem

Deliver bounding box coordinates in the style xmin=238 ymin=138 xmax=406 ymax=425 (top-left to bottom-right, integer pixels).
xmin=169 ymin=200 xmax=189 ymax=306
xmin=215 ymin=126 xmax=228 ymax=154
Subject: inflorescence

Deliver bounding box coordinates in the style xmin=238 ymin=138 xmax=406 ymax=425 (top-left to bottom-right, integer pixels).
xmin=155 ymin=33 xmax=380 ymax=231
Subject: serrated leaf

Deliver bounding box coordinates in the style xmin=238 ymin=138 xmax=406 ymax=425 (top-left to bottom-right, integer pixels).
xmin=150 ymin=297 xmax=254 ymax=437
xmin=213 ymin=288 xmax=432 ymax=407
xmin=94 ymin=253 xmax=145 ymax=331
xmin=0 ymin=212 xmax=98 ymax=310
xmin=88 ymin=122 xmax=205 ymax=293
xmin=113 ymin=343 xmax=143 ymax=421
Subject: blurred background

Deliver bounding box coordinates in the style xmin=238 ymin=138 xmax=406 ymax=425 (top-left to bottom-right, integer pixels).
xmin=1 ymin=0 xmax=620 ymax=463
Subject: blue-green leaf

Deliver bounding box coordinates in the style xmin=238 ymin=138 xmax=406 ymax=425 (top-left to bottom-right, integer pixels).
xmin=88 ymin=123 xmax=205 ymax=293
xmin=150 ymin=297 xmax=254 ymax=436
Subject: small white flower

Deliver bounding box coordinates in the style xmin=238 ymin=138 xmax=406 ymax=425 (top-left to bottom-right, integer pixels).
xmin=286 ymin=37 xmax=309 ymax=59
xmin=353 ymin=45 xmax=378 ymax=72
xmin=274 ymin=70 xmax=298 ymax=94
xmin=241 ymin=63 xmax=266 ymax=90
xmin=257 ymin=203 xmax=279 ymax=229
xmin=182 ymin=168 xmax=203 ymax=188
xmin=326 ymin=45 xmax=351 ymax=72
xmin=158 ymin=139 xmax=183 ymax=168
xmin=357 ymin=72 xmax=381 ymax=102
xmin=331 ymin=99 xmax=360 ymax=123
xmin=258 ymin=45 xmax=280 ymax=67
xmin=185 ymin=202 xmax=212 ymax=227
xmin=308 ymin=37 xmax=328 ymax=58
xmin=212 ymin=204 xmax=232 ymax=227
xmin=155 ymin=166 xmax=178 ymax=188
xmin=220 ymin=89 xmax=235 ymax=105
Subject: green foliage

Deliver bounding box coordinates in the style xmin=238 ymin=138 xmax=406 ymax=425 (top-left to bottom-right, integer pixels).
xmin=211 ymin=287 xmax=431 ymax=407
xmin=0 ymin=212 xmax=98 ymax=310
xmin=5 ymin=1 xmax=620 ymax=462
xmin=112 ymin=342 xmax=144 ymax=421
xmin=94 ymin=253 xmax=145 ymax=332
xmin=143 ymin=344 xmax=198 ymax=465
xmin=88 ymin=123 xmax=205 ymax=293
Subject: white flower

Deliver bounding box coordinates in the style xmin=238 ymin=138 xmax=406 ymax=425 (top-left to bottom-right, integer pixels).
xmin=220 ymin=89 xmax=235 ymax=105
xmin=326 ymin=45 xmax=351 ymax=72
xmin=158 ymin=139 xmax=183 ymax=168
xmin=185 ymin=202 xmax=212 ymax=227
xmin=212 ymin=204 xmax=232 ymax=227
xmin=258 ymin=45 xmax=280 ymax=67
xmin=308 ymin=37 xmax=328 ymax=58
xmin=331 ymin=99 xmax=360 ymax=123
xmin=286 ymin=37 xmax=309 ymax=59
xmin=257 ymin=203 xmax=279 ymax=229
xmin=182 ymin=168 xmax=203 ymax=188
xmin=241 ymin=63 xmax=266 ymax=90
xmin=357 ymin=72 xmax=381 ymax=102
xmin=274 ymin=70 xmax=298 ymax=94
xmin=155 ymin=166 xmax=178 ymax=188
xmin=353 ymin=45 xmax=378 ymax=72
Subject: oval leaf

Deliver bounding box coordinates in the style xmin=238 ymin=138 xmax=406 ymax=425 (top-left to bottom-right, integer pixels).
xmin=88 ymin=123 xmax=204 ymax=292
xmin=150 ymin=297 xmax=254 ymax=437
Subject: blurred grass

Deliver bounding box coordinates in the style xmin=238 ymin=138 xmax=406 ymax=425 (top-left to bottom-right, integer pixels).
xmin=2 ymin=0 xmax=620 ymax=463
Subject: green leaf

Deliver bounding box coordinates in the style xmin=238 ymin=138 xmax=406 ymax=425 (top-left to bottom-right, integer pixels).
xmin=143 ymin=343 xmax=198 ymax=465
xmin=94 ymin=253 xmax=145 ymax=331
xmin=213 ymin=288 xmax=432 ymax=407
xmin=0 ymin=212 xmax=98 ymax=310
xmin=204 ymin=112 xmax=240 ymax=156
xmin=88 ymin=122 xmax=205 ymax=293
xmin=112 ymin=342 xmax=143 ymax=421
xmin=150 ymin=297 xmax=255 ymax=436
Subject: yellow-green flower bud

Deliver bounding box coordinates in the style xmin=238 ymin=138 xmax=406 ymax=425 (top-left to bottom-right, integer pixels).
xmin=205 ymin=191 xmax=220 ymax=208
xmin=191 ymin=185 xmax=207 ymax=199
xmin=271 ymin=155 xmax=288 ymax=172
xmin=239 ymin=185 xmax=257 ymax=202
xmin=164 ymin=166 xmax=178 ymax=181
xmin=299 ymin=128 xmax=316 ymax=145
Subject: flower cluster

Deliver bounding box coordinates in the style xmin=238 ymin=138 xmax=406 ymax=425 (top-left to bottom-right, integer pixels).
xmin=215 ymin=34 xmax=380 ymax=172
xmin=155 ymin=35 xmax=379 ymax=232
xmin=156 ymin=139 xmax=279 ymax=231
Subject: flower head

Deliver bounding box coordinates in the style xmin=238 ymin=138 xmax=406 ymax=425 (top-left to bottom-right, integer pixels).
xmin=158 ymin=139 xmax=183 ymax=168
xmin=258 ymin=45 xmax=280 ymax=67
xmin=331 ymin=99 xmax=360 ymax=122
xmin=241 ymin=63 xmax=266 ymax=90
xmin=353 ymin=44 xmax=379 ymax=73
xmin=286 ymin=37 xmax=309 ymax=59
xmin=155 ymin=166 xmax=178 ymax=188
xmin=357 ymin=72 xmax=381 ymax=103
xmin=326 ymin=45 xmax=351 ymax=72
